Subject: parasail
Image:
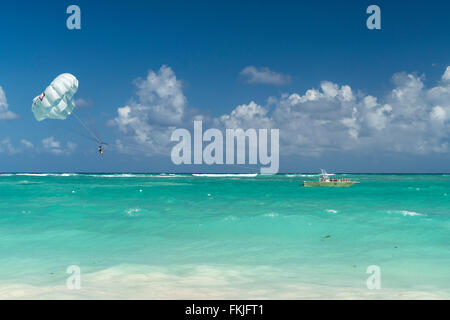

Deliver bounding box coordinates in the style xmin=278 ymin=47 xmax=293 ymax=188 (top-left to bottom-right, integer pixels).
xmin=32 ymin=73 xmax=79 ymax=121
xmin=31 ymin=73 xmax=106 ymax=146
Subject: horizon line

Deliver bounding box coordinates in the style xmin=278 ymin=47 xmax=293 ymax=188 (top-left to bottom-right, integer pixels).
xmin=1 ymin=172 xmax=450 ymax=175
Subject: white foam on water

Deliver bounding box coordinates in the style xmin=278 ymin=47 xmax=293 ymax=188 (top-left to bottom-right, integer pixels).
xmin=125 ymin=208 xmax=142 ymax=217
xmin=286 ymin=173 xmax=335 ymax=177
xmin=401 ymin=210 xmax=425 ymax=216
xmin=14 ymin=173 xmax=78 ymax=177
xmin=223 ymin=216 xmax=237 ymax=221
xmin=86 ymin=174 xmax=187 ymax=178
xmin=326 ymin=209 xmax=338 ymax=214
xmin=87 ymin=174 xmax=139 ymax=178
xmin=286 ymin=174 xmax=318 ymax=177
xmin=192 ymin=174 xmax=258 ymax=177
xmin=264 ymin=212 xmax=278 ymax=218
xmin=389 ymin=210 xmax=425 ymax=217
xmin=154 ymin=174 xmax=185 ymax=178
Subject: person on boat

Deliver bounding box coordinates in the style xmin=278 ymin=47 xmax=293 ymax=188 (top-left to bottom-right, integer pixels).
xmin=98 ymin=145 xmax=104 ymax=157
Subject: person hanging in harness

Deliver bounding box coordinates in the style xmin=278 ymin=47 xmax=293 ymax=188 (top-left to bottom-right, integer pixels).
xmin=98 ymin=145 xmax=104 ymax=157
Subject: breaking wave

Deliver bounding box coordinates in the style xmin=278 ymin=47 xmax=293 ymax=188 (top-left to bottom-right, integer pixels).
xmin=12 ymin=173 xmax=78 ymax=177
xmin=192 ymin=174 xmax=258 ymax=177
xmin=286 ymin=173 xmax=335 ymax=177
xmin=388 ymin=210 xmax=425 ymax=217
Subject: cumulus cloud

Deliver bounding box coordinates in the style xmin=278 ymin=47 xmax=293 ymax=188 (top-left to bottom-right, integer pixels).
xmin=74 ymin=98 xmax=93 ymax=108
xmin=20 ymin=139 xmax=34 ymax=148
xmin=267 ymin=68 xmax=450 ymax=155
xmin=240 ymin=66 xmax=291 ymax=85
xmin=0 ymin=137 xmax=76 ymax=156
xmin=0 ymin=87 xmax=18 ymax=120
xmin=42 ymin=136 xmax=76 ymax=155
xmin=443 ymin=66 xmax=450 ymax=81
xmin=111 ymin=65 xmax=450 ymax=157
xmin=0 ymin=138 xmax=20 ymax=155
xmin=0 ymin=138 xmax=36 ymax=155
xmin=110 ymin=65 xmax=187 ymax=155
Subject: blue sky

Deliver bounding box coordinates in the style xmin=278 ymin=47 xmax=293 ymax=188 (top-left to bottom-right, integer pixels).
xmin=0 ymin=0 xmax=450 ymax=172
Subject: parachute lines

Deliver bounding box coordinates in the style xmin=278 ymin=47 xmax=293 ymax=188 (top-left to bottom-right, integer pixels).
xmin=72 ymin=112 xmax=104 ymax=145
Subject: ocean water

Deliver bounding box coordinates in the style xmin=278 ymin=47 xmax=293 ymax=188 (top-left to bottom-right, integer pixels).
xmin=0 ymin=173 xmax=449 ymax=299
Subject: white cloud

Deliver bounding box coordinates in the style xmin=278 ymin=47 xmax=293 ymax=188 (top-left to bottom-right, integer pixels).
xmin=266 ymin=67 xmax=450 ymax=155
xmin=111 ymin=65 xmax=450 ymax=157
xmin=42 ymin=136 xmax=61 ymax=154
xmin=20 ymin=139 xmax=34 ymax=148
xmin=67 ymin=142 xmax=77 ymax=152
xmin=240 ymin=66 xmax=291 ymax=85
xmin=110 ymin=65 xmax=187 ymax=155
xmin=0 ymin=138 xmax=35 ymax=155
xmin=430 ymin=106 xmax=447 ymax=123
xmin=42 ymin=136 xmax=76 ymax=155
xmin=0 ymin=87 xmax=18 ymax=120
xmin=74 ymin=98 xmax=93 ymax=108
xmin=219 ymin=101 xmax=271 ymax=129
xmin=443 ymin=66 xmax=450 ymax=81
xmin=0 ymin=137 xmax=75 ymax=156
xmin=0 ymin=138 xmax=19 ymax=155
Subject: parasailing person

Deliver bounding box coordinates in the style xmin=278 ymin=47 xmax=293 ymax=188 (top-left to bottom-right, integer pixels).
xmin=32 ymin=73 xmax=106 ymax=157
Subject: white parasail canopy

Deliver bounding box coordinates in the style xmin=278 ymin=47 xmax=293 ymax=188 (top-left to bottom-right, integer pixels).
xmin=32 ymin=73 xmax=79 ymax=121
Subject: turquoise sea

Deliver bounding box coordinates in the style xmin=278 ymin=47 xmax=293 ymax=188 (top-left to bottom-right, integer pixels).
xmin=0 ymin=173 xmax=449 ymax=299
